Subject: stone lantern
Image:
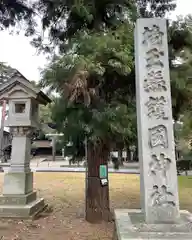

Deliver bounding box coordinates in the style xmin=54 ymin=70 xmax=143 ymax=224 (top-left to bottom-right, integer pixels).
xmin=0 ymin=71 xmax=51 ymax=218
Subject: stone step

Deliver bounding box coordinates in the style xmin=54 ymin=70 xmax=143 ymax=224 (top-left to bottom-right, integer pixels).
xmin=0 ymin=192 xmax=37 ymax=205
xmin=114 ymin=209 xmax=192 ymax=240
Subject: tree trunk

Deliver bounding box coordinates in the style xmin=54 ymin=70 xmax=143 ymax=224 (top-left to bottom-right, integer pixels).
xmin=126 ymin=146 xmax=131 ymax=162
xmin=85 ymin=141 xmax=111 ymax=223
xmin=133 ymin=146 xmax=139 ymax=162
xmin=52 ymin=137 xmax=56 ymax=161
xmin=118 ymin=149 xmax=123 ymax=166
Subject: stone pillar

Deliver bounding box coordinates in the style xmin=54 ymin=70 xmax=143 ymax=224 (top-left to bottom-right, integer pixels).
xmin=3 ymin=127 xmax=33 ymax=194
xmin=0 ymin=126 xmax=45 ymax=218
xmin=135 ymin=18 xmax=180 ymax=223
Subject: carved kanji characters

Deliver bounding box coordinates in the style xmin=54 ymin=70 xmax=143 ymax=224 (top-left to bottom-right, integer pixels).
xmin=145 ymin=96 xmax=168 ymax=120
xmin=143 ymin=24 xmax=164 ymax=46
xmin=149 ymin=125 xmax=168 ymax=148
xmin=144 ymin=70 xmax=167 ymax=92
xmin=145 ymin=48 xmax=164 ymax=70
xmin=151 ymin=185 xmax=175 ymax=207
xmin=149 ymin=153 xmax=171 ymax=178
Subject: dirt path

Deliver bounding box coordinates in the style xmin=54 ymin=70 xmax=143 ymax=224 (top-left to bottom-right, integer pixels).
xmin=0 ymin=173 xmax=191 ymax=240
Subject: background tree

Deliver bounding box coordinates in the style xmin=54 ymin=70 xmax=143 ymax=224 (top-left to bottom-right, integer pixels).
xmin=42 ymin=25 xmax=135 ymax=221
xmin=0 ymin=1 xmax=35 ymax=34
xmin=32 ymin=0 xmax=176 ymax=52
xmin=136 ymin=0 xmax=176 ymax=18
xmin=168 ymin=15 xmax=192 ymax=120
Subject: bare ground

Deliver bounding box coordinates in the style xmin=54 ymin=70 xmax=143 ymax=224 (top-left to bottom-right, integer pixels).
xmin=0 ymin=173 xmax=192 ymax=240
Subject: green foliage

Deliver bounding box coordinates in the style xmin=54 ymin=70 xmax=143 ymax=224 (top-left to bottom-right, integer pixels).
xmin=41 ymin=22 xmax=136 ymax=147
xmin=0 ymin=62 xmax=17 ymax=82
xmin=32 ymin=0 xmax=176 ymax=53
xmin=168 ymin=15 xmax=192 ymax=119
xmin=33 ymin=0 xmax=136 ymax=51
xmin=41 ymin=23 xmax=134 ymax=89
xmin=137 ymin=0 xmax=176 ymax=18
xmin=50 ymin=96 xmax=136 ymax=148
xmin=177 ymin=160 xmax=192 ymax=175
xmin=180 ymin=113 xmax=192 ymax=139
xmin=39 ymin=103 xmax=53 ymax=124
xmin=36 ymin=99 xmax=58 ymax=140
xmin=175 ymin=113 xmax=192 ymax=157
xmin=0 ymin=1 xmax=35 ymax=34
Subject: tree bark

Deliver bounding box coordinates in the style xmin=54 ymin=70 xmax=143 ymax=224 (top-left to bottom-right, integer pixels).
xmin=52 ymin=136 xmax=56 ymax=161
xmin=85 ymin=140 xmax=111 ymax=223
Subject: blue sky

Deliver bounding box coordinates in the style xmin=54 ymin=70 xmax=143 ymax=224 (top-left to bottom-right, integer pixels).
xmin=0 ymin=0 xmax=191 ymax=82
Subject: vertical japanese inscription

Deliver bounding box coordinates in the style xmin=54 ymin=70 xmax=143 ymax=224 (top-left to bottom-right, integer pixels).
xmin=143 ymin=24 xmax=169 ymax=144
xmin=142 ymin=23 xmax=173 ymax=205
xmin=143 ymin=24 xmax=167 ymax=93
xmin=136 ymin=19 xmax=179 ymax=221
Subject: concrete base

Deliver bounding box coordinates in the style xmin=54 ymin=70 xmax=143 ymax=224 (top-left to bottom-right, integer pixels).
xmin=3 ymin=171 xmax=33 ymax=195
xmin=0 ymin=192 xmax=46 ymax=219
xmin=0 ymin=191 xmax=37 ymax=205
xmin=113 ymin=209 xmax=192 ymax=239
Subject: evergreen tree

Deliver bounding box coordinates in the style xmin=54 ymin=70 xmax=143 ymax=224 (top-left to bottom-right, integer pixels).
xmin=0 ymin=0 xmax=34 ymax=33
xmin=32 ymin=0 xmax=176 ymax=52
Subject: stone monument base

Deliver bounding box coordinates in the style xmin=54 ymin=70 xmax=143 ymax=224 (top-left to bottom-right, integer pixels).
xmin=113 ymin=209 xmax=192 ymax=239
xmin=0 ymin=191 xmax=47 ymax=218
